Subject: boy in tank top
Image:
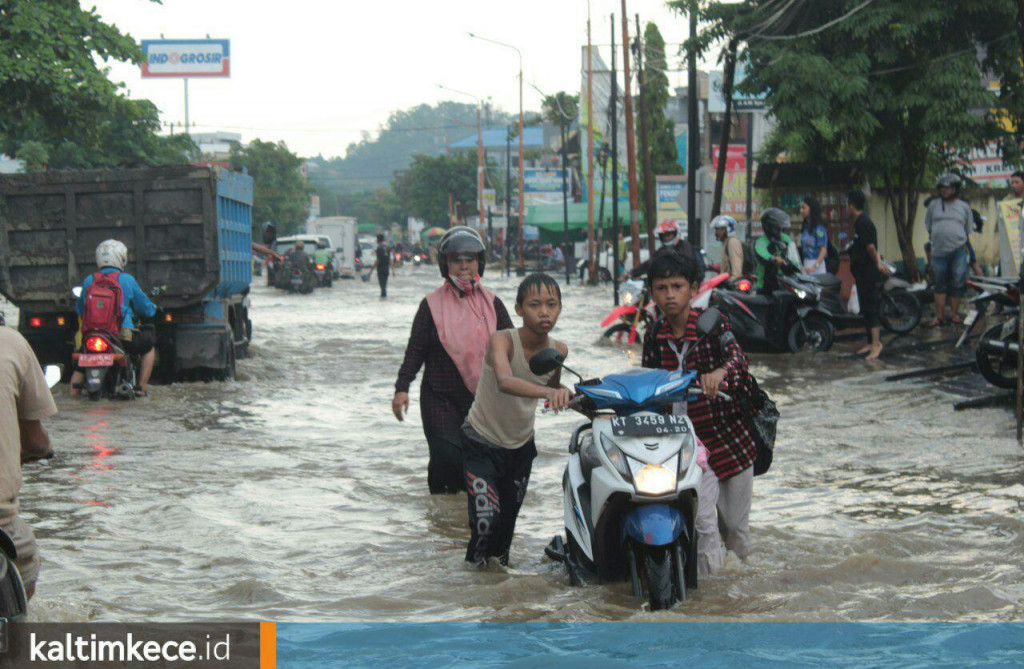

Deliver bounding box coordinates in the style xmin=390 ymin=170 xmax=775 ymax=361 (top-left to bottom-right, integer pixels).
xmin=462 ymin=273 xmax=571 ymax=566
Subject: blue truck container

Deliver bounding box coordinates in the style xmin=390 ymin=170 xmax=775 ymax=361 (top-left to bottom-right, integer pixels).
xmin=0 ymin=165 xmax=254 ymax=379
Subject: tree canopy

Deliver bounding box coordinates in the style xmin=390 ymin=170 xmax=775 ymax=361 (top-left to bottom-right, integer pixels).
xmin=230 ymin=140 xmax=310 ymax=236
xmin=700 ymin=0 xmax=1024 ymax=273
xmin=392 ymin=153 xmax=478 ymax=227
xmin=0 ymin=0 xmax=192 ymax=169
xmin=642 ymin=22 xmax=683 ymax=176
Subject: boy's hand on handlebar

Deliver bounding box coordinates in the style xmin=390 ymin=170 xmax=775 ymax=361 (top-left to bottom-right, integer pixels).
xmin=545 ymin=386 xmax=573 ymax=412
xmin=392 ymin=391 xmax=409 ymax=421
xmin=700 ymin=369 xmax=728 ymax=399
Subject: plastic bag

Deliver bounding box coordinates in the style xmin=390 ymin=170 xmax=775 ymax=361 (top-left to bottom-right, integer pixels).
xmin=848 ymin=284 xmax=860 ymax=315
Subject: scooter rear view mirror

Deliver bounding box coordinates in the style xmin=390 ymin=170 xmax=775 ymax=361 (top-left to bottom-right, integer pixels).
xmin=44 ymin=365 xmax=62 ymax=389
xmin=529 ymin=348 xmax=585 ymax=383
xmin=529 ymin=348 xmax=565 ymax=376
xmin=696 ymin=307 xmax=723 ymax=339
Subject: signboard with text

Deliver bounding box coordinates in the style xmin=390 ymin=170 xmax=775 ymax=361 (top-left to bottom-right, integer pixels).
xmin=141 ymin=39 xmax=231 ymax=77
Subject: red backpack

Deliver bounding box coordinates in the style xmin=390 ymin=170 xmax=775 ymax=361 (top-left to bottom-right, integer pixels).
xmin=81 ymin=271 xmax=123 ymax=335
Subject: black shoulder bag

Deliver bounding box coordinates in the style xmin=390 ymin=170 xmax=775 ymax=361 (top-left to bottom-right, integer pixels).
xmin=745 ymin=375 xmax=779 ymax=476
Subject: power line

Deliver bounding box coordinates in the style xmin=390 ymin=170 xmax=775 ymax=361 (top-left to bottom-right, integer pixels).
xmin=753 ymin=0 xmax=875 ymax=41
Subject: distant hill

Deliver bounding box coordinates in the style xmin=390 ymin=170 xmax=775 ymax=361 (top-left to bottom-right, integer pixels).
xmin=307 ymin=101 xmax=514 ymax=195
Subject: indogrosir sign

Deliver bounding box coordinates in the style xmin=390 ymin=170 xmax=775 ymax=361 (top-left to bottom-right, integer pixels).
xmin=141 ymin=39 xmax=230 ymax=77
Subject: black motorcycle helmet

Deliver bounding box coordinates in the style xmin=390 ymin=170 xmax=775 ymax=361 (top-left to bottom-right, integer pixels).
xmin=0 ymin=528 xmax=27 ymax=622
xmin=761 ymin=207 xmax=790 ymax=240
xmin=438 ymin=226 xmax=486 ymax=278
xmin=936 ymin=173 xmax=962 ymax=196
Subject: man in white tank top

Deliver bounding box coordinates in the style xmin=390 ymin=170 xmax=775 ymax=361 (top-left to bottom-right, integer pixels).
xmin=462 ymin=274 xmax=571 ymax=566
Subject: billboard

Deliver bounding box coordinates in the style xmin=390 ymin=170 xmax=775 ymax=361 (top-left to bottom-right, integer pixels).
xmin=141 ymin=39 xmax=231 ymax=77
xmin=524 ymin=168 xmax=567 ymax=206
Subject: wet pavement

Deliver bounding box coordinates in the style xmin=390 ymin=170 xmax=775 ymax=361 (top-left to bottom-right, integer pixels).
xmin=4 ymin=266 xmax=1023 ymax=622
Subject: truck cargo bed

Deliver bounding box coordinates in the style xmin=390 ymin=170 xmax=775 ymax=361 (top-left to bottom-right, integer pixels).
xmin=0 ymin=165 xmax=252 ymax=311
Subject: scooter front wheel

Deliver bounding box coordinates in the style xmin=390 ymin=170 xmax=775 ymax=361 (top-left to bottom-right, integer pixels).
xmin=787 ymin=314 xmax=835 ymax=353
xmin=642 ymin=545 xmax=676 ymax=611
xmin=879 ymin=289 xmax=922 ymax=333
xmin=603 ymin=322 xmax=635 ymax=345
xmin=976 ymin=322 xmax=1019 ymax=389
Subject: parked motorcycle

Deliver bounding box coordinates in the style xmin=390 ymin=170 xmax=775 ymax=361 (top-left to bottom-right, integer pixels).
xmin=959 ymin=276 xmax=1021 ymax=388
xmin=813 ymin=262 xmax=923 ymax=334
xmin=539 ymin=309 xmax=729 ymax=610
xmin=712 ymin=266 xmax=835 ymax=352
xmin=600 ymin=274 xmax=730 ymax=345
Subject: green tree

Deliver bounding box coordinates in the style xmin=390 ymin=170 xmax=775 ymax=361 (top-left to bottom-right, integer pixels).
xmin=393 ymin=153 xmax=477 ymax=226
xmin=0 ymin=0 xmax=190 ymax=168
xmin=230 ymin=140 xmax=310 ymax=235
xmin=642 ymin=23 xmax=683 ymax=176
xmin=703 ymin=0 xmax=1024 ymax=274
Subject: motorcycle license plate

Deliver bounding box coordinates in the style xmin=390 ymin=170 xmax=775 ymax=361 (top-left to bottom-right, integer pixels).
xmin=611 ymin=414 xmax=689 ymax=437
xmin=78 ymin=353 xmax=114 ymax=367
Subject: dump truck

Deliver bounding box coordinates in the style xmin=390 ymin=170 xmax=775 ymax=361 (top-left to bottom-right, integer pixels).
xmin=0 ymin=165 xmax=254 ymax=379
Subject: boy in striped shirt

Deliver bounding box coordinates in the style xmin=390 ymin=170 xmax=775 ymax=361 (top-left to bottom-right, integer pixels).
xmin=640 ymin=250 xmax=758 ymax=575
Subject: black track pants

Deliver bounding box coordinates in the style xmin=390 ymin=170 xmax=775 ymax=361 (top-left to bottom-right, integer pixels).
xmin=378 ymin=270 xmax=389 ymax=297
xmin=462 ymin=430 xmax=537 ymax=565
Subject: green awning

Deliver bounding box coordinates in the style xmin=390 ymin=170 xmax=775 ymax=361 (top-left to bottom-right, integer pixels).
xmin=357 ymin=223 xmax=377 ymax=234
xmin=528 ymin=200 xmax=644 ymax=226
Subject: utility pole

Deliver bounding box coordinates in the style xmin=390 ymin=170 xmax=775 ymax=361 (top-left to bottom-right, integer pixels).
xmin=506 ymin=125 xmax=512 ymax=277
xmin=611 ymin=13 xmax=621 ymax=306
xmin=561 ymin=122 xmax=571 ymax=286
xmin=621 ymin=2 xmax=641 ymax=269
xmin=686 ymin=1 xmax=701 ymax=247
xmin=635 ymin=14 xmax=656 ymax=256
xmin=586 ymin=3 xmax=597 ymax=284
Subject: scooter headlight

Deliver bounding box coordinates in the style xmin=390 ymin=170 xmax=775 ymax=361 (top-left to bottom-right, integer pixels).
xmin=599 ymin=433 xmax=633 ymax=482
xmin=677 ymin=434 xmax=696 ymax=476
xmin=633 ymin=463 xmax=677 ymax=496
xmin=794 ymin=288 xmax=808 ymax=300
xmin=621 ymin=290 xmax=638 ymax=306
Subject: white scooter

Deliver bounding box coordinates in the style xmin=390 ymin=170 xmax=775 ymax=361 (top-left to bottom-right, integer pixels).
xmin=537 ymin=308 xmax=727 ymax=610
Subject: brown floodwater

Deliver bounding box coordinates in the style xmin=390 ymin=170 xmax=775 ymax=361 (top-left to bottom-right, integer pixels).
xmin=7 ymin=265 xmax=1022 ymax=622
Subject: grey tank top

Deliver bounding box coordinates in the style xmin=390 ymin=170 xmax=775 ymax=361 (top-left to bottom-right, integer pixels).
xmin=467 ymin=328 xmax=555 ymax=449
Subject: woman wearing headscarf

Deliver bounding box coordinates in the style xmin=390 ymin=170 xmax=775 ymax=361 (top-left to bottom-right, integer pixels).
xmin=392 ymin=226 xmax=514 ymax=494
xmin=799 ymin=196 xmax=829 ymax=275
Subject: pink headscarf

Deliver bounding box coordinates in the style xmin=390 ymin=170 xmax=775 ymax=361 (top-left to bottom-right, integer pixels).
xmin=426 ymin=280 xmax=498 ymax=394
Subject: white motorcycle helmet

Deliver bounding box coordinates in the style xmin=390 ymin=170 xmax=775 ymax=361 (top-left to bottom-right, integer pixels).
xmin=711 ymin=215 xmax=737 ymax=235
xmin=95 ymin=239 xmax=128 ymax=271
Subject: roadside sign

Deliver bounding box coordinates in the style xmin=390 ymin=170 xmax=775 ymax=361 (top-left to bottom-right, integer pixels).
xmin=141 ymin=39 xmax=231 ymax=77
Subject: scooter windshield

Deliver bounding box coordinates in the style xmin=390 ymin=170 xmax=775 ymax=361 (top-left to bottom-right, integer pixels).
xmin=576 ymin=368 xmax=697 ymax=414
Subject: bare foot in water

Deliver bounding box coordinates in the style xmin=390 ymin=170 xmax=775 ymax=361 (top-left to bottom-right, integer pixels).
xmin=865 ymin=344 xmax=884 ymax=361
xmin=856 ymin=344 xmax=872 ymax=355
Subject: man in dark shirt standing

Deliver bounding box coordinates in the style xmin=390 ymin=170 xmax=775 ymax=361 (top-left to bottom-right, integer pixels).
xmin=846 ymin=190 xmax=890 ymax=361
xmin=371 ymin=233 xmax=391 ymax=298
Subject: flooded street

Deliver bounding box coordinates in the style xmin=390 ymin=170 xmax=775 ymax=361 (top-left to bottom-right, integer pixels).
xmin=11 ymin=267 xmax=1024 ymax=623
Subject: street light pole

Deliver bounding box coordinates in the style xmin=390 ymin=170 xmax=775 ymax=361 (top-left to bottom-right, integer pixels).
xmin=468 ymin=33 xmax=525 ymax=274
xmin=438 ymin=85 xmax=487 ymax=238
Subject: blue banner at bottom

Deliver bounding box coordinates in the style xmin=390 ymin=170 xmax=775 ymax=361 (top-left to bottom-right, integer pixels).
xmin=277 ymin=622 xmax=1023 ymax=668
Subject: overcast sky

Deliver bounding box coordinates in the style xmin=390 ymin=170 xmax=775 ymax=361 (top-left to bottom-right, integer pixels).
xmin=91 ymin=0 xmax=695 ymax=159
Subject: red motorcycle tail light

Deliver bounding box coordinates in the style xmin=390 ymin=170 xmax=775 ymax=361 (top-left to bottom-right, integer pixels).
xmin=85 ymin=336 xmax=110 ymax=353
xmin=29 ymin=317 xmax=43 ymax=328
xmin=316 ymin=264 xmax=326 ymax=270
xmin=737 ymin=279 xmax=752 ymax=293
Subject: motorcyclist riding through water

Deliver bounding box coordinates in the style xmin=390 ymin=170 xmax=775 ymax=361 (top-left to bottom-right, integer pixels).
xmin=754 ymin=208 xmax=797 ymax=294
xmin=712 ymin=215 xmax=744 ymax=280
xmin=70 ymin=240 xmax=157 ymax=397
xmin=630 ymin=220 xmax=707 ymax=281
